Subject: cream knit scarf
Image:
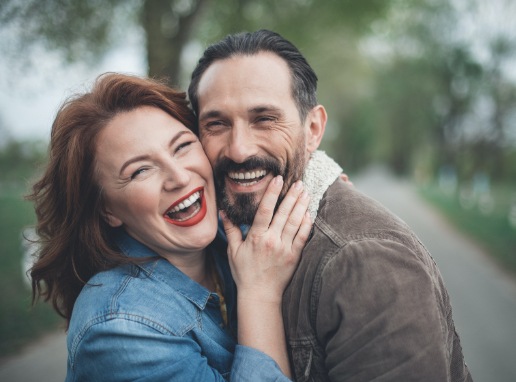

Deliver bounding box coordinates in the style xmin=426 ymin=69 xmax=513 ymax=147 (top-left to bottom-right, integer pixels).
xmin=302 ymin=150 xmax=343 ymax=221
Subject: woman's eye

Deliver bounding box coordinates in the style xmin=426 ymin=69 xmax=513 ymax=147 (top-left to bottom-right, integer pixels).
xmin=131 ymin=168 xmax=147 ymax=179
xmin=176 ymin=141 xmax=193 ymax=153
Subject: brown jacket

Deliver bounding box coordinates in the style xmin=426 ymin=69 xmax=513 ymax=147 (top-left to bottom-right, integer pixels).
xmin=283 ymin=179 xmax=472 ymax=381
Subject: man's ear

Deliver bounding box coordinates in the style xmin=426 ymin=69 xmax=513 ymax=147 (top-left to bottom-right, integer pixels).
xmin=306 ymin=105 xmax=327 ymax=154
xmin=103 ymin=209 xmax=123 ymax=228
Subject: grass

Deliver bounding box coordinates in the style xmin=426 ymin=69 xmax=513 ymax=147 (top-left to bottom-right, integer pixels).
xmin=0 ymin=187 xmax=63 ymax=358
xmin=419 ymin=183 xmax=516 ymax=274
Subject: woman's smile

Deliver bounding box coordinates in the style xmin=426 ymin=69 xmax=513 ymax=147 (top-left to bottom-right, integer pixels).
xmin=163 ymin=187 xmax=207 ymax=227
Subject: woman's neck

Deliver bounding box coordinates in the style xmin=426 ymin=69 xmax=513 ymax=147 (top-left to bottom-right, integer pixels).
xmin=163 ymin=249 xmax=214 ymax=291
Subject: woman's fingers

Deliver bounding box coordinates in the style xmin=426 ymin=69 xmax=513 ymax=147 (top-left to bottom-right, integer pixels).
xmin=247 ymin=175 xmax=283 ymax=236
xmin=268 ymin=180 xmax=308 ymax=239
xmin=277 ymin=188 xmax=310 ymax=242
xmin=292 ymin=211 xmax=312 ymax=255
xmin=267 ymin=180 xmax=304 ymax=234
xmin=340 ymin=173 xmax=353 ymax=186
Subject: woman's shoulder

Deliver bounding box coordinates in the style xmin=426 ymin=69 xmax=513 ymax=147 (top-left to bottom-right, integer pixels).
xmin=69 ymin=262 xmax=199 ymax=338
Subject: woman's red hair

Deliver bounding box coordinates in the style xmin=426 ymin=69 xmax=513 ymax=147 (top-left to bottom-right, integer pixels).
xmin=28 ymin=73 xmax=196 ymax=325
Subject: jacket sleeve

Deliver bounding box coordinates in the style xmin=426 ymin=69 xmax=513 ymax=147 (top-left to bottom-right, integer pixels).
xmin=66 ymin=318 xmax=291 ymax=382
xmin=233 ymin=345 xmax=292 ymax=382
xmin=316 ymin=239 xmax=452 ymax=381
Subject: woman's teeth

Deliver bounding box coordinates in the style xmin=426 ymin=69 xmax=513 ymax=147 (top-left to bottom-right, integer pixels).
xmin=170 ymin=191 xmax=201 ymax=213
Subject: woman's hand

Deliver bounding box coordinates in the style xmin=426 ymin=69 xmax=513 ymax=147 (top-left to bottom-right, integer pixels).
xmin=221 ymin=175 xmax=312 ymax=303
xmin=340 ymin=173 xmax=353 ymax=185
xmin=220 ymin=175 xmax=311 ymax=378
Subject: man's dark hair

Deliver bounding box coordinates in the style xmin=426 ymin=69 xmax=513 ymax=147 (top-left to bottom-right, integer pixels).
xmin=188 ymin=29 xmax=318 ymax=122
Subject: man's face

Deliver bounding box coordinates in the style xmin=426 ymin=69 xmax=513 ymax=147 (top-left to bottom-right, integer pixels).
xmin=196 ymin=52 xmax=310 ymax=225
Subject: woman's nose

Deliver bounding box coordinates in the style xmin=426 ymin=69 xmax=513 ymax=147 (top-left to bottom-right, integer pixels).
xmin=162 ymin=161 xmax=191 ymax=191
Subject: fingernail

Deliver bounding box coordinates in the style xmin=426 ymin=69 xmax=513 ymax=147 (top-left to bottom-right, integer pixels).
xmin=294 ymin=180 xmax=303 ymax=190
xmin=274 ymin=175 xmax=283 ymax=185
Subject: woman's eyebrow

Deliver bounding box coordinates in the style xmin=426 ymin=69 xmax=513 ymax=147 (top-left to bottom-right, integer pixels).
xmin=119 ymin=130 xmax=191 ymax=175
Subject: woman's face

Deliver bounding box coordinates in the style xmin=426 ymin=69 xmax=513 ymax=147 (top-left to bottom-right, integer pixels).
xmin=95 ymin=106 xmax=218 ymax=262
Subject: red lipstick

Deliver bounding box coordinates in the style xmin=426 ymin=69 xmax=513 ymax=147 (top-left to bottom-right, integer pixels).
xmin=163 ymin=187 xmax=207 ymax=227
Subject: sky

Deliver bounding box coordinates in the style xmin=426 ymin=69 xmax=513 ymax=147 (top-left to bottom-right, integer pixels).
xmin=0 ymin=41 xmax=146 ymax=142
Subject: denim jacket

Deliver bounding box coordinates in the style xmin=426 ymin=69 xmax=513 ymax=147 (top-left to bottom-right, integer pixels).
xmin=283 ymin=179 xmax=472 ymax=381
xmin=66 ymin=229 xmax=289 ymax=381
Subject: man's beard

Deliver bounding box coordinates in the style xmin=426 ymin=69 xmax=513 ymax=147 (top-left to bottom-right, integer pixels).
xmin=213 ymin=146 xmax=307 ymax=226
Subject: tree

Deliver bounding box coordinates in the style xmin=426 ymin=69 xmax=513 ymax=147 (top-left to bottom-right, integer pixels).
xmin=0 ymin=0 xmax=391 ymax=85
xmin=0 ymin=0 xmax=208 ymax=85
xmin=342 ymin=0 xmax=516 ymax=181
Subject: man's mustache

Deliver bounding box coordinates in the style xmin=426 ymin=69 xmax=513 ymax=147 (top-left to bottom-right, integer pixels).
xmin=213 ymin=156 xmax=282 ymax=179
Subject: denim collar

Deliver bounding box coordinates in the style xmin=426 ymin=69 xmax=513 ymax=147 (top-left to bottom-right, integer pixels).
xmin=114 ymin=230 xmax=217 ymax=311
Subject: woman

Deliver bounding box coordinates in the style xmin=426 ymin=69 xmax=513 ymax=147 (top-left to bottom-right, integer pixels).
xmin=29 ymin=73 xmax=312 ymax=381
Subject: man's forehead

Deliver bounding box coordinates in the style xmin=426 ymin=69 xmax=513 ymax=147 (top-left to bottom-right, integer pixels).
xmin=198 ymin=53 xmax=290 ymax=91
xmin=196 ymin=53 xmax=293 ymax=112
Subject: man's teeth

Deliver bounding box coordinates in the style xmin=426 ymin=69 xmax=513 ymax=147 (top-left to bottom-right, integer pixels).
xmin=170 ymin=191 xmax=201 ymax=212
xmin=228 ymin=170 xmax=267 ymax=180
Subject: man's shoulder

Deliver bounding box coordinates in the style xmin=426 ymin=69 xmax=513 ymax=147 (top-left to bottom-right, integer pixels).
xmin=303 ymin=179 xmax=437 ymax=283
xmin=315 ymin=178 xmax=413 ymax=244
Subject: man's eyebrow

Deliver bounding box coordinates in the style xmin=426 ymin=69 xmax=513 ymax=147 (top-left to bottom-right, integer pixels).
xmin=198 ymin=105 xmax=283 ymax=123
xmin=119 ymin=130 xmax=190 ymax=176
xmin=199 ymin=110 xmax=224 ymax=121
xmin=249 ymin=105 xmax=282 ymax=114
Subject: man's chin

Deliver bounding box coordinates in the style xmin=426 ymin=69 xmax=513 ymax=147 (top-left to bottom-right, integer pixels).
xmin=222 ymin=192 xmax=259 ymax=226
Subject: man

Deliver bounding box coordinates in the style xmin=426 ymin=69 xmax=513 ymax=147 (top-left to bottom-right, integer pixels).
xmin=188 ymin=30 xmax=472 ymax=381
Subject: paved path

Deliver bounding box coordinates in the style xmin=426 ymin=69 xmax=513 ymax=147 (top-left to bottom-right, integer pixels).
xmin=0 ymin=329 xmax=66 ymax=381
xmin=354 ymin=166 xmax=516 ymax=382
xmin=1 ymin=166 xmax=515 ymax=381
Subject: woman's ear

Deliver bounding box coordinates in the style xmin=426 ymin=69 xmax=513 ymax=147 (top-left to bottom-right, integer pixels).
xmin=103 ymin=209 xmax=123 ymax=228
xmin=306 ymin=105 xmax=327 ymax=154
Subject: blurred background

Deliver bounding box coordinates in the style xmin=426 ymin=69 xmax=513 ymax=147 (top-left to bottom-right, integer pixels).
xmin=0 ymin=0 xmax=515 ymax=381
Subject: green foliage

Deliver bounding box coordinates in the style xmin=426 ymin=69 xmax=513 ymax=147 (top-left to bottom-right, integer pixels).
xmin=197 ymin=0 xmax=391 ymax=42
xmin=0 ymin=138 xmax=63 ymax=357
xmin=330 ymin=0 xmax=516 ymax=184
xmin=0 ymin=195 xmax=63 ymax=357
xmin=2 ymin=0 xmax=515 ymax=183
xmin=0 ymin=0 xmax=136 ymax=62
xmin=0 ymin=139 xmax=47 ymax=184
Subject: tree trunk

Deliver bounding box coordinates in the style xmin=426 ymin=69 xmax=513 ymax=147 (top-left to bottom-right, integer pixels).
xmin=143 ymin=0 xmax=207 ymax=85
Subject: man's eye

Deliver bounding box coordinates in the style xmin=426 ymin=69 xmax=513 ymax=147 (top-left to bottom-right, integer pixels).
xmin=204 ymin=120 xmax=225 ymax=129
xmin=256 ymin=116 xmax=275 ymax=123
xmin=201 ymin=121 xmax=228 ymax=136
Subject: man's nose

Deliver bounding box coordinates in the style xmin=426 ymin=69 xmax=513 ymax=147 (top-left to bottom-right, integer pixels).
xmin=226 ymin=125 xmax=258 ymax=163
